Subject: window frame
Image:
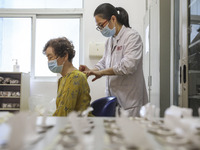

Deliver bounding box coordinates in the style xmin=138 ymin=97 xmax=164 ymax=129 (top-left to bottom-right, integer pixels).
xmin=0 ymin=9 xmax=83 ymax=81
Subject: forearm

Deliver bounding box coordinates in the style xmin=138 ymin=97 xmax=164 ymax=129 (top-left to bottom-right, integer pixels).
xmin=92 ymin=67 xmax=99 ymax=71
xmin=100 ymin=68 xmax=115 ymax=76
xmin=87 ymin=67 xmax=115 ymax=82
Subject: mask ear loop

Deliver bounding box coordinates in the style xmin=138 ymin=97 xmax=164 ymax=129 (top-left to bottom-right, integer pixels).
xmin=55 ymin=57 xmax=64 ymax=67
xmin=61 ymin=53 xmax=69 ymax=66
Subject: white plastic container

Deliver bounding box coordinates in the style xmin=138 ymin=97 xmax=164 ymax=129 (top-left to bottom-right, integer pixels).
xmin=12 ymin=59 xmax=20 ymax=72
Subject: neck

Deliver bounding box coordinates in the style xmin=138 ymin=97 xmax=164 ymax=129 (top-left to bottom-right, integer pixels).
xmin=61 ymin=62 xmax=77 ymax=76
xmin=115 ymin=23 xmax=122 ymax=36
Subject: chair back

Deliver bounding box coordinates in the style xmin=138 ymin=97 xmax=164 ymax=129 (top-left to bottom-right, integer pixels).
xmin=91 ymin=96 xmax=117 ymax=117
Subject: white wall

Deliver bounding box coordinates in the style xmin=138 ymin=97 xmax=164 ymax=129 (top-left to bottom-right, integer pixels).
xmin=30 ymin=0 xmax=146 ymax=103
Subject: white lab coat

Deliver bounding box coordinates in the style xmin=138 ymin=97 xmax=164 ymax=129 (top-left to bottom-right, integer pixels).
xmin=95 ymin=25 xmax=148 ymax=117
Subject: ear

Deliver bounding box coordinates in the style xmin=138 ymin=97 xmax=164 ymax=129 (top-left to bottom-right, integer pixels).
xmin=64 ymin=53 xmax=68 ymax=61
xmin=111 ymin=15 xmax=117 ymax=22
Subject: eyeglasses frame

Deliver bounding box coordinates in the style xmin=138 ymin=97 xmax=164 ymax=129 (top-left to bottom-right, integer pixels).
xmin=96 ymin=20 xmax=108 ymax=31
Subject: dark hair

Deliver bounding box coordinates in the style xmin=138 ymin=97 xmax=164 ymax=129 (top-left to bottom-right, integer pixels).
xmin=43 ymin=37 xmax=75 ymax=62
xmin=94 ymin=3 xmax=131 ymax=28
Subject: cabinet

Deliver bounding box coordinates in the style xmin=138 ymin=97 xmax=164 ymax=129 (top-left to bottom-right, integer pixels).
xmin=179 ymin=0 xmax=200 ymax=116
xmin=0 ymin=72 xmax=30 ymax=112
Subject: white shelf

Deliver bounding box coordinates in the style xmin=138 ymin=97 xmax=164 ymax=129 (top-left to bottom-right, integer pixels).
xmin=189 ymin=95 xmax=200 ymax=99
xmin=0 ymin=96 xmax=20 ymax=98
xmin=0 ymin=108 xmax=20 ymax=111
xmin=189 ymin=70 xmax=200 ymax=74
xmin=0 ymin=84 xmax=21 ymax=86
xmin=189 ymin=39 xmax=200 ymax=49
xmin=190 ymin=15 xmax=200 ymax=24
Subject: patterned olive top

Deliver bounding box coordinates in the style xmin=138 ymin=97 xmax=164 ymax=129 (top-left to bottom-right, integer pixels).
xmin=53 ymin=70 xmax=91 ymax=116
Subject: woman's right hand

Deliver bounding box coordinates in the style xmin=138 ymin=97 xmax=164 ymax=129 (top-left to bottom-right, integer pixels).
xmin=85 ymin=70 xmax=103 ymax=82
xmin=79 ymin=65 xmax=90 ymax=72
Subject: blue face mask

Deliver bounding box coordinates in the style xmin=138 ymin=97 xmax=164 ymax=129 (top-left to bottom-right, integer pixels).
xmin=100 ymin=23 xmax=116 ymax=37
xmin=48 ymin=59 xmax=63 ymax=73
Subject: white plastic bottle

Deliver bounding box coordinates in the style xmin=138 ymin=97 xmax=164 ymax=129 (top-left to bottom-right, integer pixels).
xmin=13 ymin=59 xmax=20 ymax=72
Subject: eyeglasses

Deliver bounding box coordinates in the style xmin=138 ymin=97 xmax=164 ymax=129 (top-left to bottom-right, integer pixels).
xmin=96 ymin=20 xmax=108 ymax=31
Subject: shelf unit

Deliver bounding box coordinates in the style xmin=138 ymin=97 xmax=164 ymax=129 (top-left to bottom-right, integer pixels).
xmin=0 ymin=72 xmax=30 ymax=112
xmin=179 ymin=0 xmax=200 ymax=116
xmin=188 ymin=0 xmax=200 ymax=116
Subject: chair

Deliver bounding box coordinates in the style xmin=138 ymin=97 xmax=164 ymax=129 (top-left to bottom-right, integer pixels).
xmin=90 ymin=96 xmax=117 ymax=117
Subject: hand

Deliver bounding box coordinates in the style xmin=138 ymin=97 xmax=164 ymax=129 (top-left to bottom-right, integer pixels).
xmin=85 ymin=71 xmax=103 ymax=82
xmin=79 ymin=65 xmax=90 ymax=72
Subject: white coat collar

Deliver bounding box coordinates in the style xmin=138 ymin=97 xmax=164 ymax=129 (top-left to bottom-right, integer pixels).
xmin=112 ymin=25 xmax=126 ymax=41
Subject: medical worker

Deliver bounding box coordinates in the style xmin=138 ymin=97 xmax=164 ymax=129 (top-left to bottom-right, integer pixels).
xmin=80 ymin=3 xmax=148 ymax=117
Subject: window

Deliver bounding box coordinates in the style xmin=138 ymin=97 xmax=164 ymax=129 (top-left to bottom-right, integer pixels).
xmin=0 ymin=0 xmax=83 ymax=9
xmin=0 ymin=1 xmax=83 ymax=78
xmin=0 ymin=18 xmax=31 ymax=72
xmin=35 ymin=18 xmax=80 ymax=77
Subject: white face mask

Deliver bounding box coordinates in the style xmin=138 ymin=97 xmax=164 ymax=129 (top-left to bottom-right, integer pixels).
xmin=100 ymin=23 xmax=116 ymax=37
xmin=48 ymin=58 xmax=63 ymax=73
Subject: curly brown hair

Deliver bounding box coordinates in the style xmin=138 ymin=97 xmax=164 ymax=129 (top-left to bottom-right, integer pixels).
xmin=43 ymin=37 xmax=75 ymax=62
